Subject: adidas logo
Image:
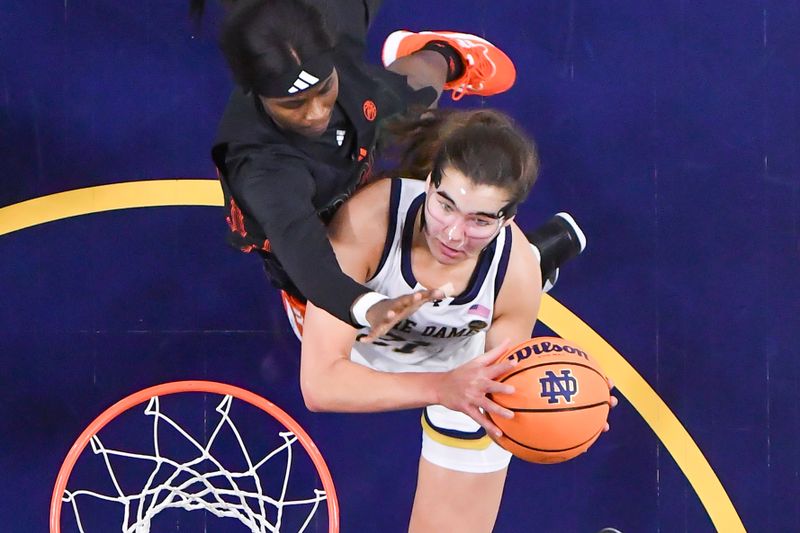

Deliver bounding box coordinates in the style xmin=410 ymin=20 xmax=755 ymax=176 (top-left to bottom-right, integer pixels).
xmin=287 ymin=71 xmax=320 ymax=94
xmin=336 ymin=129 xmax=346 ymax=146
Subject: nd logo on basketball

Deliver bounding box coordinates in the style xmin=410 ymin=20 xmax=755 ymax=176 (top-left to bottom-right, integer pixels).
xmin=539 ymin=369 xmax=579 ymax=404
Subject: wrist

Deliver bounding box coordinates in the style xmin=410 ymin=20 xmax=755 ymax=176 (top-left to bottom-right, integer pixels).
xmin=350 ymin=291 xmax=389 ymax=327
xmin=427 ymin=372 xmax=446 ymax=407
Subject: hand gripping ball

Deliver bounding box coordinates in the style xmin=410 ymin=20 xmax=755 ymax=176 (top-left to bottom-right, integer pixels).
xmin=488 ymin=337 xmax=612 ymax=464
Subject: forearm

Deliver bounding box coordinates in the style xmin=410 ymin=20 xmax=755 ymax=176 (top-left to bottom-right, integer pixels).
xmin=228 ymin=156 xmax=369 ymax=324
xmin=266 ymin=216 xmax=369 ymax=323
xmin=301 ymin=357 xmax=441 ymax=413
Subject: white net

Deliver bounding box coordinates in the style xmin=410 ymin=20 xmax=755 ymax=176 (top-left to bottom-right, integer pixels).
xmin=61 ymin=394 xmax=328 ymax=533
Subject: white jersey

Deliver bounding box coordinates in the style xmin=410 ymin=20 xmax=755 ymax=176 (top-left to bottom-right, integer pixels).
xmin=351 ymin=178 xmax=513 ymax=374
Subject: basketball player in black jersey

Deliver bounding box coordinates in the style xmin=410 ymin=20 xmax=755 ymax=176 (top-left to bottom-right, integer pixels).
xmin=195 ymin=0 xmax=586 ymax=339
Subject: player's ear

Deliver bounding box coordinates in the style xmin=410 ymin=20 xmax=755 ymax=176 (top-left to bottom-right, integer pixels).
xmin=503 ymin=215 xmax=515 ymax=226
xmin=425 ymin=172 xmax=432 ymax=188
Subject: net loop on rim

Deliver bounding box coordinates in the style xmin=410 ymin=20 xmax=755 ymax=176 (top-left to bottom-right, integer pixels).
xmin=51 ymin=381 xmax=338 ymax=533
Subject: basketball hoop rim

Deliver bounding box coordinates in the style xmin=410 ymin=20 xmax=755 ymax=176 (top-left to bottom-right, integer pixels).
xmin=49 ymin=380 xmax=339 ymax=533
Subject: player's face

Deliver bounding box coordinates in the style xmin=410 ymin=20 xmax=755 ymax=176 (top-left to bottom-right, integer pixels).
xmin=260 ymin=69 xmax=339 ymax=137
xmin=423 ymin=166 xmax=513 ymax=265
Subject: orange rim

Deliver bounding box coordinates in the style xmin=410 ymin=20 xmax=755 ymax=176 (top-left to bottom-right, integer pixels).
xmin=50 ymin=380 xmax=339 ymax=532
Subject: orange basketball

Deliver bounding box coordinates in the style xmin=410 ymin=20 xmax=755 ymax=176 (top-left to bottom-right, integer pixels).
xmin=488 ymin=336 xmax=611 ymax=464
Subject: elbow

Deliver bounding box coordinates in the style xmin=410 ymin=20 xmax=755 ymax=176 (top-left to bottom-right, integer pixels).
xmin=300 ymin=376 xmax=332 ymax=413
xmin=302 ymin=392 xmax=326 ymax=413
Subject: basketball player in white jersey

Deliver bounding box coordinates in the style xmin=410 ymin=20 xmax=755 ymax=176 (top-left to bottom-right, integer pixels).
xmin=298 ymin=109 xmax=544 ymax=532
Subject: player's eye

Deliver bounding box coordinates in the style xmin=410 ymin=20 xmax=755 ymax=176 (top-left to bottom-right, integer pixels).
xmin=278 ymin=100 xmax=305 ymax=110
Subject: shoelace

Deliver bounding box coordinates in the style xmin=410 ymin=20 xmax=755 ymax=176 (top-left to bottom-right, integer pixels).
xmin=450 ymin=47 xmax=495 ymax=101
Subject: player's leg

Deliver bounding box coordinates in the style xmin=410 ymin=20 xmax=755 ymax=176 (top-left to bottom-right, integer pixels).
xmin=408 ymin=458 xmax=507 ymax=533
xmin=383 ymin=31 xmax=516 ymax=101
xmin=409 ymin=406 xmax=513 ymax=532
xmin=386 ymin=51 xmax=449 ymax=98
xmin=528 ymin=212 xmax=587 ymax=292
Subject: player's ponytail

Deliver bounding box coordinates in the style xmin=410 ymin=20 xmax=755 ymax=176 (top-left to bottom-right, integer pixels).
xmin=381 ymin=109 xmax=466 ymax=179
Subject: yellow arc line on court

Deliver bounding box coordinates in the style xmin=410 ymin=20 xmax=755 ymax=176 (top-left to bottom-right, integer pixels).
xmin=0 ymin=180 xmax=223 ymax=235
xmin=540 ymin=296 xmax=744 ymax=532
xmin=0 ymin=179 xmax=745 ymax=532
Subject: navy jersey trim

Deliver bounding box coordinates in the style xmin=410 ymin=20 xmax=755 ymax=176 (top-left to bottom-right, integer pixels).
xmin=369 ymin=178 xmax=403 ymax=282
xmin=493 ymin=226 xmax=513 ymax=302
xmin=400 ymin=193 xmax=425 ymax=288
xmin=450 ymin=238 xmax=498 ymax=305
xmin=422 ymin=407 xmax=487 ymax=440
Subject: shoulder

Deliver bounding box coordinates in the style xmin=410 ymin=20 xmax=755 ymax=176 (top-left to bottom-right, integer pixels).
xmin=215 ymin=92 xmax=311 ymax=167
xmin=216 ymin=89 xmax=281 ymax=144
xmin=495 ymin=222 xmax=542 ymax=317
xmin=337 ymin=177 xmax=394 ymax=219
xmin=328 ymin=178 xmax=396 ymax=275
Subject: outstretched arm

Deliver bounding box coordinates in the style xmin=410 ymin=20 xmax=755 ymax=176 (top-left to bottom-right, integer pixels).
xmin=298 ymin=179 xmax=446 ymax=412
xmin=224 ymin=145 xmax=440 ymax=330
xmin=299 ymin=180 xmax=517 ymax=434
xmin=224 ymin=145 xmax=370 ymax=324
xmin=300 ymin=303 xmax=518 ymax=435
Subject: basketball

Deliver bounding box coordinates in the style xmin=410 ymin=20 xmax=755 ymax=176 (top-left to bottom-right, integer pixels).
xmin=488 ymin=337 xmax=611 ymax=464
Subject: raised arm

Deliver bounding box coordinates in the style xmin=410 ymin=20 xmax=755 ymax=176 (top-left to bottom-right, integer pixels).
xmin=224 ymin=145 xmax=369 ymax=324
xmin=301 ymin=299 xmax=513 ymax=417
xmin=299 ymin=182 xmax=519 ymax=434
xmin=299 ymin=179 xmax=443 ymax=412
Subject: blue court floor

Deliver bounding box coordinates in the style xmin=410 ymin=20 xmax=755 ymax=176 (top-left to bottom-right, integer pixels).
xmin=1 ymin=2 xmax=798 ymax=531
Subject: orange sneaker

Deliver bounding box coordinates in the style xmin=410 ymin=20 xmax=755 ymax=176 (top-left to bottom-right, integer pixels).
xmin=381 ymin=30 xmax=516 ymax=101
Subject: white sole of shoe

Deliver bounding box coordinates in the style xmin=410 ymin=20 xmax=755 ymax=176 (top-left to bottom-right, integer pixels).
xmin=381 ymin=30 xmax=412 ymax=67
xmin=555 ymin=212 xmax=588 ymax=253
xmin=381 ymin=30 xmax=497 ymax=67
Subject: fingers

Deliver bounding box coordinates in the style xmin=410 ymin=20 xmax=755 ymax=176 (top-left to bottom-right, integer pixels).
xmin=467 ymin=406 xmax=504 ymax=438
xmin=417 ymin=287 xmax=445 ymax=300
xmin=484 ymin=339 xmax=511 ymax=362
xmin=360 ymin=290 xmax=446 ymax=343
xmin=360 ymin=324 xmax=391 ymax=343
xmin=378 ymin=292 xmax=434 ymax=325
xmin=470 ymin=340 xmax=512 ymax=368
xmin=390 ymin=289 xmax=439 ymax=308
xmin=602 ymin=395 xmax=618 ymax=433
xmin=484 ymin=359 xmax=516 ymax=380
xmin=480 ymin=397 xmax=514 ymax=420
xmin=470 ymin=396 xmax=515 ymax=438
xmin=484 ymin=377 xmax=515 ymax=396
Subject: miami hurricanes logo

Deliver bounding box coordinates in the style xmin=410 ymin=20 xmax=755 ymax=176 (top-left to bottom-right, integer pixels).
xmin=362 ymin=99 xmax=377 ymax=121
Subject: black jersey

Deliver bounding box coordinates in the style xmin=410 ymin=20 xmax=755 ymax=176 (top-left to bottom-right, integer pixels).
xmin=212 ymin=37 xmax=435 ymax=325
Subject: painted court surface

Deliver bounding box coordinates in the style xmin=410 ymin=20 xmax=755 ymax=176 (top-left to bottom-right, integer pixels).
xmin=2 ymin=2 xmax=798 ymax=531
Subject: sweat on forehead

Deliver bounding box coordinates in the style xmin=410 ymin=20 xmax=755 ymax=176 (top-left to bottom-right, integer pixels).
xmin=431 ymin=167 xmax=514 ymax=218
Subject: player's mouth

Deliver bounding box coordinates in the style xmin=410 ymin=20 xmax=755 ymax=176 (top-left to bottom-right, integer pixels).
xmin=299 ymin=121 xmax=328 ymax=136
xmin=437 ymin=240 xmax=462 ymax=258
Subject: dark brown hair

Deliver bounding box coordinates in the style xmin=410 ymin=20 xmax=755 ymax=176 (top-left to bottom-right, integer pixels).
xmin=384 ymin=108 xmax=539 ymax=210
xmin=215 ymin=0 xmax=334 ymax=94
